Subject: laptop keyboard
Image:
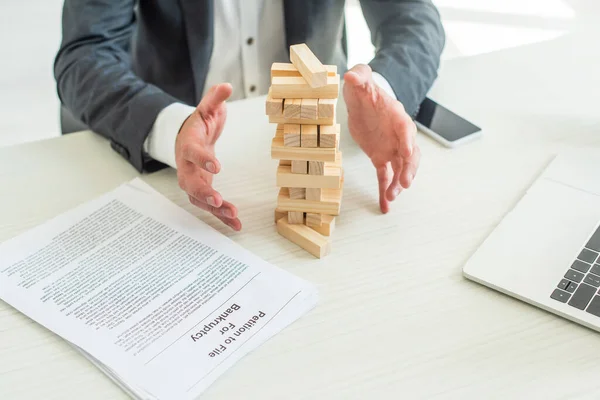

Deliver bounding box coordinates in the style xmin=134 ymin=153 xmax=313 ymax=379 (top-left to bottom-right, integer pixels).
xmin=551 ymin=224 xmax=600 ymax=316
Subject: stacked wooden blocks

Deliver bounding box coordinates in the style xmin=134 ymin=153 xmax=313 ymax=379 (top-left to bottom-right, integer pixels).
xmin=265 ymin=43 xmax=343 ymax=259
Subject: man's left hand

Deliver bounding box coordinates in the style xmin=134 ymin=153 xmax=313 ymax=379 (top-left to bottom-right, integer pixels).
xmin=343 ymin=64 xmax=421 ymax=214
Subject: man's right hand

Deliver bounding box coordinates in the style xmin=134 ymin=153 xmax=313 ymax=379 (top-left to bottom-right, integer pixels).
xmin=175 ymin=83 xmax=242 ymax=231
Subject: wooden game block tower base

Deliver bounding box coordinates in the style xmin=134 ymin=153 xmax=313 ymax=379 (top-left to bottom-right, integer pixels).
xmin=265 ymin=43 xmax=343 ymax=258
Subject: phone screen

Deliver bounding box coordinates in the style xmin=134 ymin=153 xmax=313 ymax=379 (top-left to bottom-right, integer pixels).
xmin=415 ymin=98 xmax=481 ymax=142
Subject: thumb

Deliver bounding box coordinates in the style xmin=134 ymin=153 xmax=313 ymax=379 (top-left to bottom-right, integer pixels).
xmin=194 ymin=83 xmax=232 ymax=143
xmin=343 ymin=64 xmax=375 ymax=111
xmin=197 ymin=83 xmax=233 ymax=118
xmin=343 ymin=64 xmax=372 ymax=88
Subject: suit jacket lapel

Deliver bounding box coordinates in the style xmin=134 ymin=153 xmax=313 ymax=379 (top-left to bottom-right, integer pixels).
xmin=179 ymin=0 xmax=214 ymax=103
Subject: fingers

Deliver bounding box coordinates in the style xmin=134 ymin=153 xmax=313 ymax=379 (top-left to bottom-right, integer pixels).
xmin=377 ymin=144 xmax=420 ymax=210
xmin=393 ymin=102 xmax=417 ymax=159
xmin=188 ymin=195 xmax=242 ymax=231
xmin=376 ymin=163 xmax=393 ymax=214
xmin=385 ymin=161 xmax=404 ymax=202
xmin=385 ymin=144 xmax=420 ymax=200
xmin=183 ymin=179 xmax=224 ymax=208
xmin=188 ymin=193 xmax=238 ymax=219
xmin=400 ymin=145 xmax=421 ymax=189
xmin=180 ymin=144 xmax=221 ymax=174
xmin=180 ymin=171 xmax=241 ymax=230
xmin=222 ymin=216 xmax=242 ymax=231
xmin=197 ymin=83 xmax=233 ymax=118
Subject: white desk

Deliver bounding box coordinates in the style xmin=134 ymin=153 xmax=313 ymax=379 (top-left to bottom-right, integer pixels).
xmin=2 ymin=31 xmax=600 ymax=399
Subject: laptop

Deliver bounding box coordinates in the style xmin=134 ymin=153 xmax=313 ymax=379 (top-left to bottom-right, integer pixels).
xmin=463 ymin=149 xmax=600 ymax=331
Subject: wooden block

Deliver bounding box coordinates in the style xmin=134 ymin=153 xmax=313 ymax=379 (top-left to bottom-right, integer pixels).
xmin=330 ymin=153 xmax=343 ymax=168
xmin=288 ymin=211 xmax=304 ymax=224
xmin=300 ymin=98 xmax=318 ymax=120
xmin=276 ymin=135 xmax=343 ymax=166
xmin=277 ymin=165 xmax=342 ymax=189
xmin=284 ymin=124 xmax=300 ymax=135
xmin=268 ymin=111 xmax=335 ymax=126
xmin=283 ymin=124 xmax=301 ymax=147
xmin=306 ymin=213 xmax=323 ymax=227
xmin=278 ymin=187 xmax=341 ymax=215
xmin=305 ymin=188 xmax=322 ymax=202
xmin=318 ymin=98 xmax=336 ymax=119
xmin=271 ymin=63 xmax=337 ymax=79
xmin=276 ymin=217 xmax=331 ymax=259
xmin=291 ymin=160 xmax=308 ymax=174
xmin=279 ymin=159 xmax=331 ymax=170
xmin=301 ymin=125 xmax=318 ymax=148
xmin=271 ymin=75 xmax=339 ymax=99
xmin=309 ymin=161 xmax=324 ymax=175
xmin=319 ymin=124 xmax=340 ymax=148
xmin=266 ymin=89 xmax=284 ymax=116
xmin=288 ymin=187 xmax=306 ymax=199
xmin=290 ymin=44 xmax=328 ymax=88
xmin=309 ymin=215 xmax=336 ymax=237
xmin=274 ymin=208 xmax=287 ymax=223
xmin=283 ymin=98 xmax=302 ymax=119
xmin=271 ymin=136 xmax=338 ymax=162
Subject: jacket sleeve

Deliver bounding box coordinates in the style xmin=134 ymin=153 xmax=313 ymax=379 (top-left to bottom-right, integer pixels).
xmin=359 ymin=0 xmax=445 ymax=117
xmin=54 ymin=0 xmax=179 ymax=172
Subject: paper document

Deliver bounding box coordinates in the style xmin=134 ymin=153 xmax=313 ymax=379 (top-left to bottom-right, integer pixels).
xmin=0 ymin=179 xmax=318 ymax=399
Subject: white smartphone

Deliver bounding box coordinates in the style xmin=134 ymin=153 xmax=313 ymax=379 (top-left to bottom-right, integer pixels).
xmin=414 ymin=97 xmax=482 ymax=148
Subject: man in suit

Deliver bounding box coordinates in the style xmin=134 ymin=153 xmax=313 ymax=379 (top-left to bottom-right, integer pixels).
xmin=54 ymin=0 xmax=445 ymax=231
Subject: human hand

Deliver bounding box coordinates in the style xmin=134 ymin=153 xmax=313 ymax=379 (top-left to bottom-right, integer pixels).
xmin=175 ymin=83 xmax=241 ymax=231
xmin=343 ymin=64 xmax=421 ymax=214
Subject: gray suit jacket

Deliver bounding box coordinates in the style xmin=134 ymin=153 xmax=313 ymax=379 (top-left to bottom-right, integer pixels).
xmin=54 ymin=0 xmax=445 ymax=172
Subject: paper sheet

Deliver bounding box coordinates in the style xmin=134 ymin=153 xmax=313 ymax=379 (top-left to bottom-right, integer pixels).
xmin=0 ymin=179 xmax=317 ymax=399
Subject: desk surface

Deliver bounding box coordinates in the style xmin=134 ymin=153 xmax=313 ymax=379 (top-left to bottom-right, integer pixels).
xmin=2 ymin=31 xmax=600 ymax=399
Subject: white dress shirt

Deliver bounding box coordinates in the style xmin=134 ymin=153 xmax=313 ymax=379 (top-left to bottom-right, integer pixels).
xmin=144 ymin=0 xmax=396 ymax=169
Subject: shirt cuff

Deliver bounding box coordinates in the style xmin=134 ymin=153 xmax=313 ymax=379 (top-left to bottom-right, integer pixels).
xmin=143 ymin=103 xmax=196 ymax=169
xmin=372 ymin=72 xmax=398 ymax=101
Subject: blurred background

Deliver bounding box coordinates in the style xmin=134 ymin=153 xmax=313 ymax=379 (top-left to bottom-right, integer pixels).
xmin=0 ymin=0 xmax=597 ymax=148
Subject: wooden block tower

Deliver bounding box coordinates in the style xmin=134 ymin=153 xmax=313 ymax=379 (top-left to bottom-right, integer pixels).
xmin=265 ymin=44 xmax=343 ymax=258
